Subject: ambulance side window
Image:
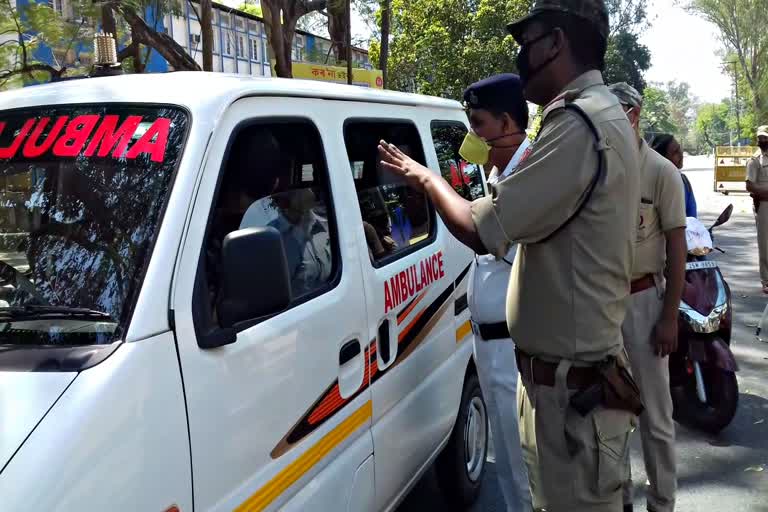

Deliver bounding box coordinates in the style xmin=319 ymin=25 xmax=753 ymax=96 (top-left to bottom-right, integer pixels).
xmin=202 ymin=120 xmax=339 ymax=325
xmin=430 ymin=121 xmax=486 ymax=201
xmin=343 ymin=120 xmax=435 ymax=266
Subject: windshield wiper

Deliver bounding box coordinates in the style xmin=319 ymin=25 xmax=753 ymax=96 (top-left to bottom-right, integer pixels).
xmin=0 ymin=305 xmax=114 ymax=321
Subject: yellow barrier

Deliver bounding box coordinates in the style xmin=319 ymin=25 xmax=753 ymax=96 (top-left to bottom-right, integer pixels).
xmin=714 ymin=145 xmax=757 ymax=194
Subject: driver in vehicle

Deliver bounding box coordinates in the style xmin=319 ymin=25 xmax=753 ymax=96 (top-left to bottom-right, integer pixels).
xmin=228 ymin=131 xmax=332 ymax=299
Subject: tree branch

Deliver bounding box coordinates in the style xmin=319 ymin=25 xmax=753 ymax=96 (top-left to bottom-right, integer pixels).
xmin=0 ymin=63 xmax=65 ymax=83
xmin=117 ymin=41 xmax=138 ymax=61
xmin=187 ymin=0 xmax=201 ymax=21
xmin=120 ymin=6 xmax=201 ymax=70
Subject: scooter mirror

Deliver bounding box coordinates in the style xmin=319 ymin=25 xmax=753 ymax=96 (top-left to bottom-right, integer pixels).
xmin=712 ymin=204 xmax=734 ymax=230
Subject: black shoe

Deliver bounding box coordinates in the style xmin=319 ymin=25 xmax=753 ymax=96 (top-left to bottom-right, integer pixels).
xmin=624 ymin=505 xmax=633 ymax=512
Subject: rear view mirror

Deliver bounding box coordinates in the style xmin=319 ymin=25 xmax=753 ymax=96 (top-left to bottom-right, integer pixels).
xmin=712 ymin=204 xmax=733 ymax=230
xmin=217 ymin=227 xmax=292 ymax=328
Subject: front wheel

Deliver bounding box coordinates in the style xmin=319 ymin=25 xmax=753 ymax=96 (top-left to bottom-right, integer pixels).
xmin=672 ymin=366 xmax=739 ymax=434
xmin=435 ymin=372 xmax=487 ymax=508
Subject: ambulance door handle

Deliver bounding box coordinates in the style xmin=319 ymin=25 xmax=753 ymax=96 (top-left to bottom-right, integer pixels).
xmin=339 ymin=339 xmax=361 ymax=366
xmin=377 ymin=319 xmax=391 ymax=364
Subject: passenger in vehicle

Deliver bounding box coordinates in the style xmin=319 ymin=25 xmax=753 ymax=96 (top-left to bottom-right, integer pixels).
xmin=267 ymin=187 xmax=332 ymax=297
xmin=233 ymin=137 xmax=331 ymax=298
xmin=385 ymin=144 xmax=429 ymax=247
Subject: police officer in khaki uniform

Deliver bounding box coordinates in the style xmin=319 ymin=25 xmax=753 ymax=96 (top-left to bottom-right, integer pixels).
xmin=377 ymin=1 xmax=642 ymax=510
xmin=609 ymin=83 xmax=686 ymax=512
xmin=746 ymin=125 xmax=768 ymax=294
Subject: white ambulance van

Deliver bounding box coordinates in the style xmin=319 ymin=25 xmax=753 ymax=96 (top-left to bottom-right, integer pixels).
xmin=0 ymin=73 xmax=492 ymax=511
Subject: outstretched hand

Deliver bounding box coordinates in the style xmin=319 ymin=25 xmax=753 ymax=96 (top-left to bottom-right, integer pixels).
xmin=377 ymin=140 xmax=432 ymax=191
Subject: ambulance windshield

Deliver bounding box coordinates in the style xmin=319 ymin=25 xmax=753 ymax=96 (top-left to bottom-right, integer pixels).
xmin=0 ymin=104 xmax=188 ymax=346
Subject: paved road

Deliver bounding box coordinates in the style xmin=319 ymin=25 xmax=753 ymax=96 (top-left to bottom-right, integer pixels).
xmin=398 ymin=156 xmax=768 ymax=511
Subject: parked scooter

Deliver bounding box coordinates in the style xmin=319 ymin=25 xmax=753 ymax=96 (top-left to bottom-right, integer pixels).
xmin=670 ymin=204 xmax=739 ymax=434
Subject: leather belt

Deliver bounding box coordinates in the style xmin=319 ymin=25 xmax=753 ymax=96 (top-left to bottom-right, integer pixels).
xmin=473 ymin=321 xmax=510 ymax=341
xmin=631 ymin=274 xmax=655 ymax=294
xmin=515 ymin=349 xmax=601 ymax=389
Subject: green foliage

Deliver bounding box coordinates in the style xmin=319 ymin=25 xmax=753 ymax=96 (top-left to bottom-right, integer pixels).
xmin=382 ymin=0 xmax=651 ymax=101
xmin=603 ymin=31 xmax=650 ymax=93
xmin=238 ymin=3 xmax=263 ymax=18
xmin=527 ymin=105 xmax=541 ymax=141
xmin=121 ymin=0 xmax=183 ymax=19
xmin=606 ymin=0 xmax=649 ymax=35
xmin=657 ymin=80 xmax=699 ymax=149
xmin=384 ymin=0 xmax=531 ymax=100
xmin=602 ymin=1 xmax=652 ymax=93
xmin=640 ymin=86 xmax=679 ymax=140
xmin=693 ymin=102 xmax=730 ymax=153
xmin=687 ymin=0 xmax=768 ymax=122
xmin=0 ymin=0 xmax=95 ymax=89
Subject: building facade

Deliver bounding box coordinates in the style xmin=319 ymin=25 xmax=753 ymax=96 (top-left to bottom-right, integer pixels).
xmin=172 ymin=1 xmax=372 ymax=78
xmin=6 ymin=0 xmax=376 ymax=85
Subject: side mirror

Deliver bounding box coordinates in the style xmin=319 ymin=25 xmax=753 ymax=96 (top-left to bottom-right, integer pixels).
xmin=712 ymin=204 xmax=733 ymax=230
xmin=217 ymin=227 xmax=292 ymax=328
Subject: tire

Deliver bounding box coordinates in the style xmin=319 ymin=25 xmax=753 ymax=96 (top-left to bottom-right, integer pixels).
xmin=672 ymin=367 xmax=739 ymax=434
xmin=435 ymin=372 xmax=488 ymax=508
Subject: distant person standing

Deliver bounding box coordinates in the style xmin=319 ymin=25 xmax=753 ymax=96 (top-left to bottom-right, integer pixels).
xmin=652 ymin=134 xmax=697 ymax=217
xmin=746 ymin=125 xmax=768 ymax=293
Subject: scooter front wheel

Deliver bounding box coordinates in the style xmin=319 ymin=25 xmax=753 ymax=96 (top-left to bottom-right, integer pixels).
xmin=672 ymin=367 xmax=739 ymax=434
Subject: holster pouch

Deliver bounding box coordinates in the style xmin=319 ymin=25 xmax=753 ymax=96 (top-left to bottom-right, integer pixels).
xmin=599 ymin=357 xmax=644 ymax=416
xmin=569 ymin=382 xmax=604 ymax=417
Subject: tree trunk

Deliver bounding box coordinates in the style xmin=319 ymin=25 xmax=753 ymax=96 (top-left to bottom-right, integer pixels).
xmin=380 ymin=0 xmax=390 ymax=89
xmin=101 ymin=4 xmax=117 ymax=37
xmin=262 ymin=1 xmax=292 ymax=77
xmin=345 ymin=0 xmax=351 ymax=84
xmin=121 ymin=7 xmax=201 ymax=71
xmin=200 ymin=0 xmax=213 ymax=71
xmin=132 ymin=40 xmax=145 ymax=72
xmin=328 ymin=1 xmax=347 ymax=62
xmin=262 ymin=0 xmax=328 ymax=78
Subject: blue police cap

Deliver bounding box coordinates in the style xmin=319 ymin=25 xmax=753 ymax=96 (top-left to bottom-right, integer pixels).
xmin=463 ymin=74 xmax=528 ymax=128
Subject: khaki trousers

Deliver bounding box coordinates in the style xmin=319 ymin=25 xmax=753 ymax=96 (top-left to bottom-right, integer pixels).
xmin=518 ymin=360 xmax=634 ymax=512
xmin=621 ymin=285 xmax=676 ymax=512
xmin=757 ymin=204 xmax=768 ymax=286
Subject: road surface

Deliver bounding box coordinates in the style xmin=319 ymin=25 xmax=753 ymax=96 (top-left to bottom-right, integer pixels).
xmin=398 ymin=155 xmax=768 ymax=512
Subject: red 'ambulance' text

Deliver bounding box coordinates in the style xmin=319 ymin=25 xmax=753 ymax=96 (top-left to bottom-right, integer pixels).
xmin=384 ymin=251 xmax=445 ymax=313
xmin=0 ymin=115 xmax=171 ymax=163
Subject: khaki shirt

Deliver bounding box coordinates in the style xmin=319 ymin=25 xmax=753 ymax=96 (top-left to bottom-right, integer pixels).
xmin=746 ymin=152 xmax=768 ymax=192
xmin=470 ymin=70 xmax=641 ymax=363
xmin=632 ymin=141 xmax=687 ymax=279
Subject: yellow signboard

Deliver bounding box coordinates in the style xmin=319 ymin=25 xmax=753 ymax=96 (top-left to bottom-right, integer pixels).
xmin=714 ymin=145 xmax=757 ymax=193
xmin=290 ymin=61 xmax=384 ymax=89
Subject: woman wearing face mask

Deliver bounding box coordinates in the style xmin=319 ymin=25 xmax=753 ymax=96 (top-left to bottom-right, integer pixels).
xmin=459 ymin=73 xmax=533 ymax=512
xmin=652 ymin=134 xmax=697 ymax=218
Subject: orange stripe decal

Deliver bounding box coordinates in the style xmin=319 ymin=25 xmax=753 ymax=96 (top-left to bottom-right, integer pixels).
xmin=397 ymin=290 xmax=427 ymax=325
xmin=399 ymin=307 xmax=427 ymax=343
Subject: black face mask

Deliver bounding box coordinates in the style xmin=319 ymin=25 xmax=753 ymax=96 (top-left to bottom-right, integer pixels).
xmin=759 ymin=141 xmax=768 ymax=152
xmin=516 ymin=32 xmax=559 ymax=87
